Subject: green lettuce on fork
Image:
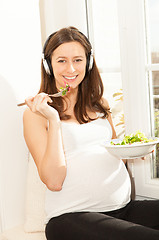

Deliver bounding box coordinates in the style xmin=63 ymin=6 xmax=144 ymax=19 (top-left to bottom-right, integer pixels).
xmin=111 ymin=131 xmax=155 ymax=145
xmin=60 ymin=83 xmax=70 ymax=96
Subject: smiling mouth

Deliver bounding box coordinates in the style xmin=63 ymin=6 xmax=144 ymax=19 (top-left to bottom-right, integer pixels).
xmin=63 ymin=75 xmax=78 ymax=80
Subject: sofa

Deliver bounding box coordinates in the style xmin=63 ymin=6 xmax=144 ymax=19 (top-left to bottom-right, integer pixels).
xmin=0 ymin=154 xmax=47 ymax=240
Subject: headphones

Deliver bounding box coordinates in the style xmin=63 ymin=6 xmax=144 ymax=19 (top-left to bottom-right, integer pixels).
xmin=42 ymin=30 xmax=94 ymax=76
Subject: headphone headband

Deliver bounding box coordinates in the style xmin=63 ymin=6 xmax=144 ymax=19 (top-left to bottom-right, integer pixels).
xmin=88 ymin=49 xmax=94 ymax=71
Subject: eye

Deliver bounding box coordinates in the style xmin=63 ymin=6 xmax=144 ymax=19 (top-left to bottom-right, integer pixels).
xmin=75 ymin=59 xmax=82 ymax=62
xmin=58 ymin=60 xmax=66 ymax=63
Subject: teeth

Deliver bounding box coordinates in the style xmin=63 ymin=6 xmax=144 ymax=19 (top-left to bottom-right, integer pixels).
xmin=64 ymin=76 xmax=77 ymax=80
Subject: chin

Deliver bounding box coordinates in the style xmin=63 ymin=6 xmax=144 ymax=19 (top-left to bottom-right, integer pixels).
xmin=69 ymin=82 xmax=82 ymax=90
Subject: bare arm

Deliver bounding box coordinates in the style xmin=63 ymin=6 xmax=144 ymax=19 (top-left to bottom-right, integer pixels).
xmin=23 ymin=93 xmax=66 ymax=191
xmin=107 ymin=112 xmax=117 ymax=139
xmin=102 ymin=98 xmax=127 ymax=163
xmin=101 ymin=98 xmax=117 ymax=139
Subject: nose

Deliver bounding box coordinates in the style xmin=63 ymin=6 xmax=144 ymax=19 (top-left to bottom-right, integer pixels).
xmin=67 ymin=61 xmax=75 ymax=73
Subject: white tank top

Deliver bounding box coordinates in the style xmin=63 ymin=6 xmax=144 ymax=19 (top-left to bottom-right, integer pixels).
xmin=45 ymin=116 xmax=131 ymax=223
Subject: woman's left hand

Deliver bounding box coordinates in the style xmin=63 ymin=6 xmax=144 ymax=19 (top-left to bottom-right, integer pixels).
xmin=141 ymin=150 xmax=154 ymax=160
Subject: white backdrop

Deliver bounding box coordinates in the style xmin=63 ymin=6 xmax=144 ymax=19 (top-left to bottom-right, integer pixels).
xmin=0 ymin=0 xmax=88 ymax=232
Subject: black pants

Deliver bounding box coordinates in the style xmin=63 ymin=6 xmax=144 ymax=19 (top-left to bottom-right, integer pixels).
xmin=45 ymin=200 xmax=159 ymax=240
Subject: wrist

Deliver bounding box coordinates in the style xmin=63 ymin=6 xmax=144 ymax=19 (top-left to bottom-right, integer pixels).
xmin=49 ymin=115 xmax=61 ymax=125
xmin=47 ymin=109 xmax=60 ymax=121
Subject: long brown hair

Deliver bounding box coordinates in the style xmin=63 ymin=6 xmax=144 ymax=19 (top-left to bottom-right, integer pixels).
xmin=39 ymin=26 xmax=110 ymax=124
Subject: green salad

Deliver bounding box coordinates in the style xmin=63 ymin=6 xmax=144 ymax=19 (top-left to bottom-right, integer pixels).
xmin=111 ymin=131 xmax=155 ymax=145
xmin=60 ymin=84 xmax=70 ymax=96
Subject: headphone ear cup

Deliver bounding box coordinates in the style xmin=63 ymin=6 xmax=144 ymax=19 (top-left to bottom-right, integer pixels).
xmin=42 ymin=54 xmax=51 ymax=75
xmin=42 ymin=32 xmax=57 ymax=75
xmin=42 ymin=54 xmax=53 ymax=76
xmin=88 ymin=53 xmax=93 ymax=71
xmin=43 ymin=59 xmax=51 ymax=75
xmin=46 ymin=59 xmax=53 ymax=76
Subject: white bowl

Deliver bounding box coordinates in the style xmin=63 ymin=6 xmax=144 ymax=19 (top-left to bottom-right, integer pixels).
xmin=105 ymin=138 xmax=159 ymax=159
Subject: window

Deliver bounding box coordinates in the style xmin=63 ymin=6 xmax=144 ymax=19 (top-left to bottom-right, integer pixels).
xmin=146 ymin=0 xmax=159 ymax=178
xmin=117 ymin=0 xmax=159 ymax=199
xmin=86 ymin=0 xmax=124 ymax=137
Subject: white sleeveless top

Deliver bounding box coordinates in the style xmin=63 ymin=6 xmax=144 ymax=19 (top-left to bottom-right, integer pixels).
xmin=45 ymin=116 xmax=131 ymax=223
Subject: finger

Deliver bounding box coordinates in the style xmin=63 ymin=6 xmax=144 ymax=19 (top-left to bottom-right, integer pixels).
xmin=33 ymin=94 xmax=52 ymax=112
xmin=40 ymin=97 xmax=52 ymax=109
xmin=37 ymin=94 xmax=52 ymax=106
xmin=45 ymin=96 xmax=53 ymax=104
xmin=32 ymin=94 xmax=46 ymax=112
xmin=141 ymin=150 xmax=154 ymax=160
xmin=25 ymin=96 xmax=34 ymax=108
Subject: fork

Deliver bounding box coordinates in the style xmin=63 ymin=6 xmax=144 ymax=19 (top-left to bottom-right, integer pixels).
xmin=17 ymin=91 xmax=65 ymax=107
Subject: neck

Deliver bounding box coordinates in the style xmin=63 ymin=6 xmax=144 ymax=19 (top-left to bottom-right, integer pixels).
xmin=63 ymin=87 xmax=78 ymax=116
xmin=66 ymin=87 xmax=78 ymax=102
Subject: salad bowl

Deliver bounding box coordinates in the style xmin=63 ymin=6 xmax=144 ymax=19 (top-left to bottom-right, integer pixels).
xmin=105 ymin=138 xmax=159 ymax=159
xmin=105 ymin=131 xmax=159 ymax=159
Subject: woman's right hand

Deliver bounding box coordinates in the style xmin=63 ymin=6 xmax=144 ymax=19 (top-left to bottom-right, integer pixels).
xmin=25 ymin=92 xmax=60 ymax=121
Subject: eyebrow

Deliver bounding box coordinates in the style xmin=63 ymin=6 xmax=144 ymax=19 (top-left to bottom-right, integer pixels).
xmin=56 ymin=56 xmax=85 ymax=60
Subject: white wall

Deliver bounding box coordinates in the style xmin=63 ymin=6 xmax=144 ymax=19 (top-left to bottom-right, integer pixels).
xmin=0 ymin=0 xmax=42 ymax=232
xmin=0 ymin=0 xmax=88 ymax=232
xmin=0 ymin=0 xmax=42 ymax=103
xmin=39 ymin=0 xmax=88 ymax=44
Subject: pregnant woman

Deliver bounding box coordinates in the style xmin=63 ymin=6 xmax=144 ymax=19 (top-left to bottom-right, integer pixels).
xmin=23 ymin=26 xmax=159 ymax=240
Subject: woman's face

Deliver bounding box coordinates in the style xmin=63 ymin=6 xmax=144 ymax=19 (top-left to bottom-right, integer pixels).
xmin=51 ymin=41 xmax=87 ymax=90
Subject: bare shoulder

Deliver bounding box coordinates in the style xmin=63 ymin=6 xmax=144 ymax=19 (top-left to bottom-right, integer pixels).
xmin=101 ymin=97 xmax=110 ymax=109
xmin=23 ymin=107 xmax=47 ymax=129
xmin=101 ymin=97 xmax=110 ymax=112
xmin=101 ymin=98 xmax=117 ymax=139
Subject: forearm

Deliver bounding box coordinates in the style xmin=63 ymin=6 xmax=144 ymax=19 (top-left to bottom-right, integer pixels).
xmin=39 ymin=119 xmax=67 ymax=191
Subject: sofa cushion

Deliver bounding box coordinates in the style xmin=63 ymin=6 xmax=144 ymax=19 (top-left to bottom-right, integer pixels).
xmin=0 ymin=225 xmax=46 ymax=240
